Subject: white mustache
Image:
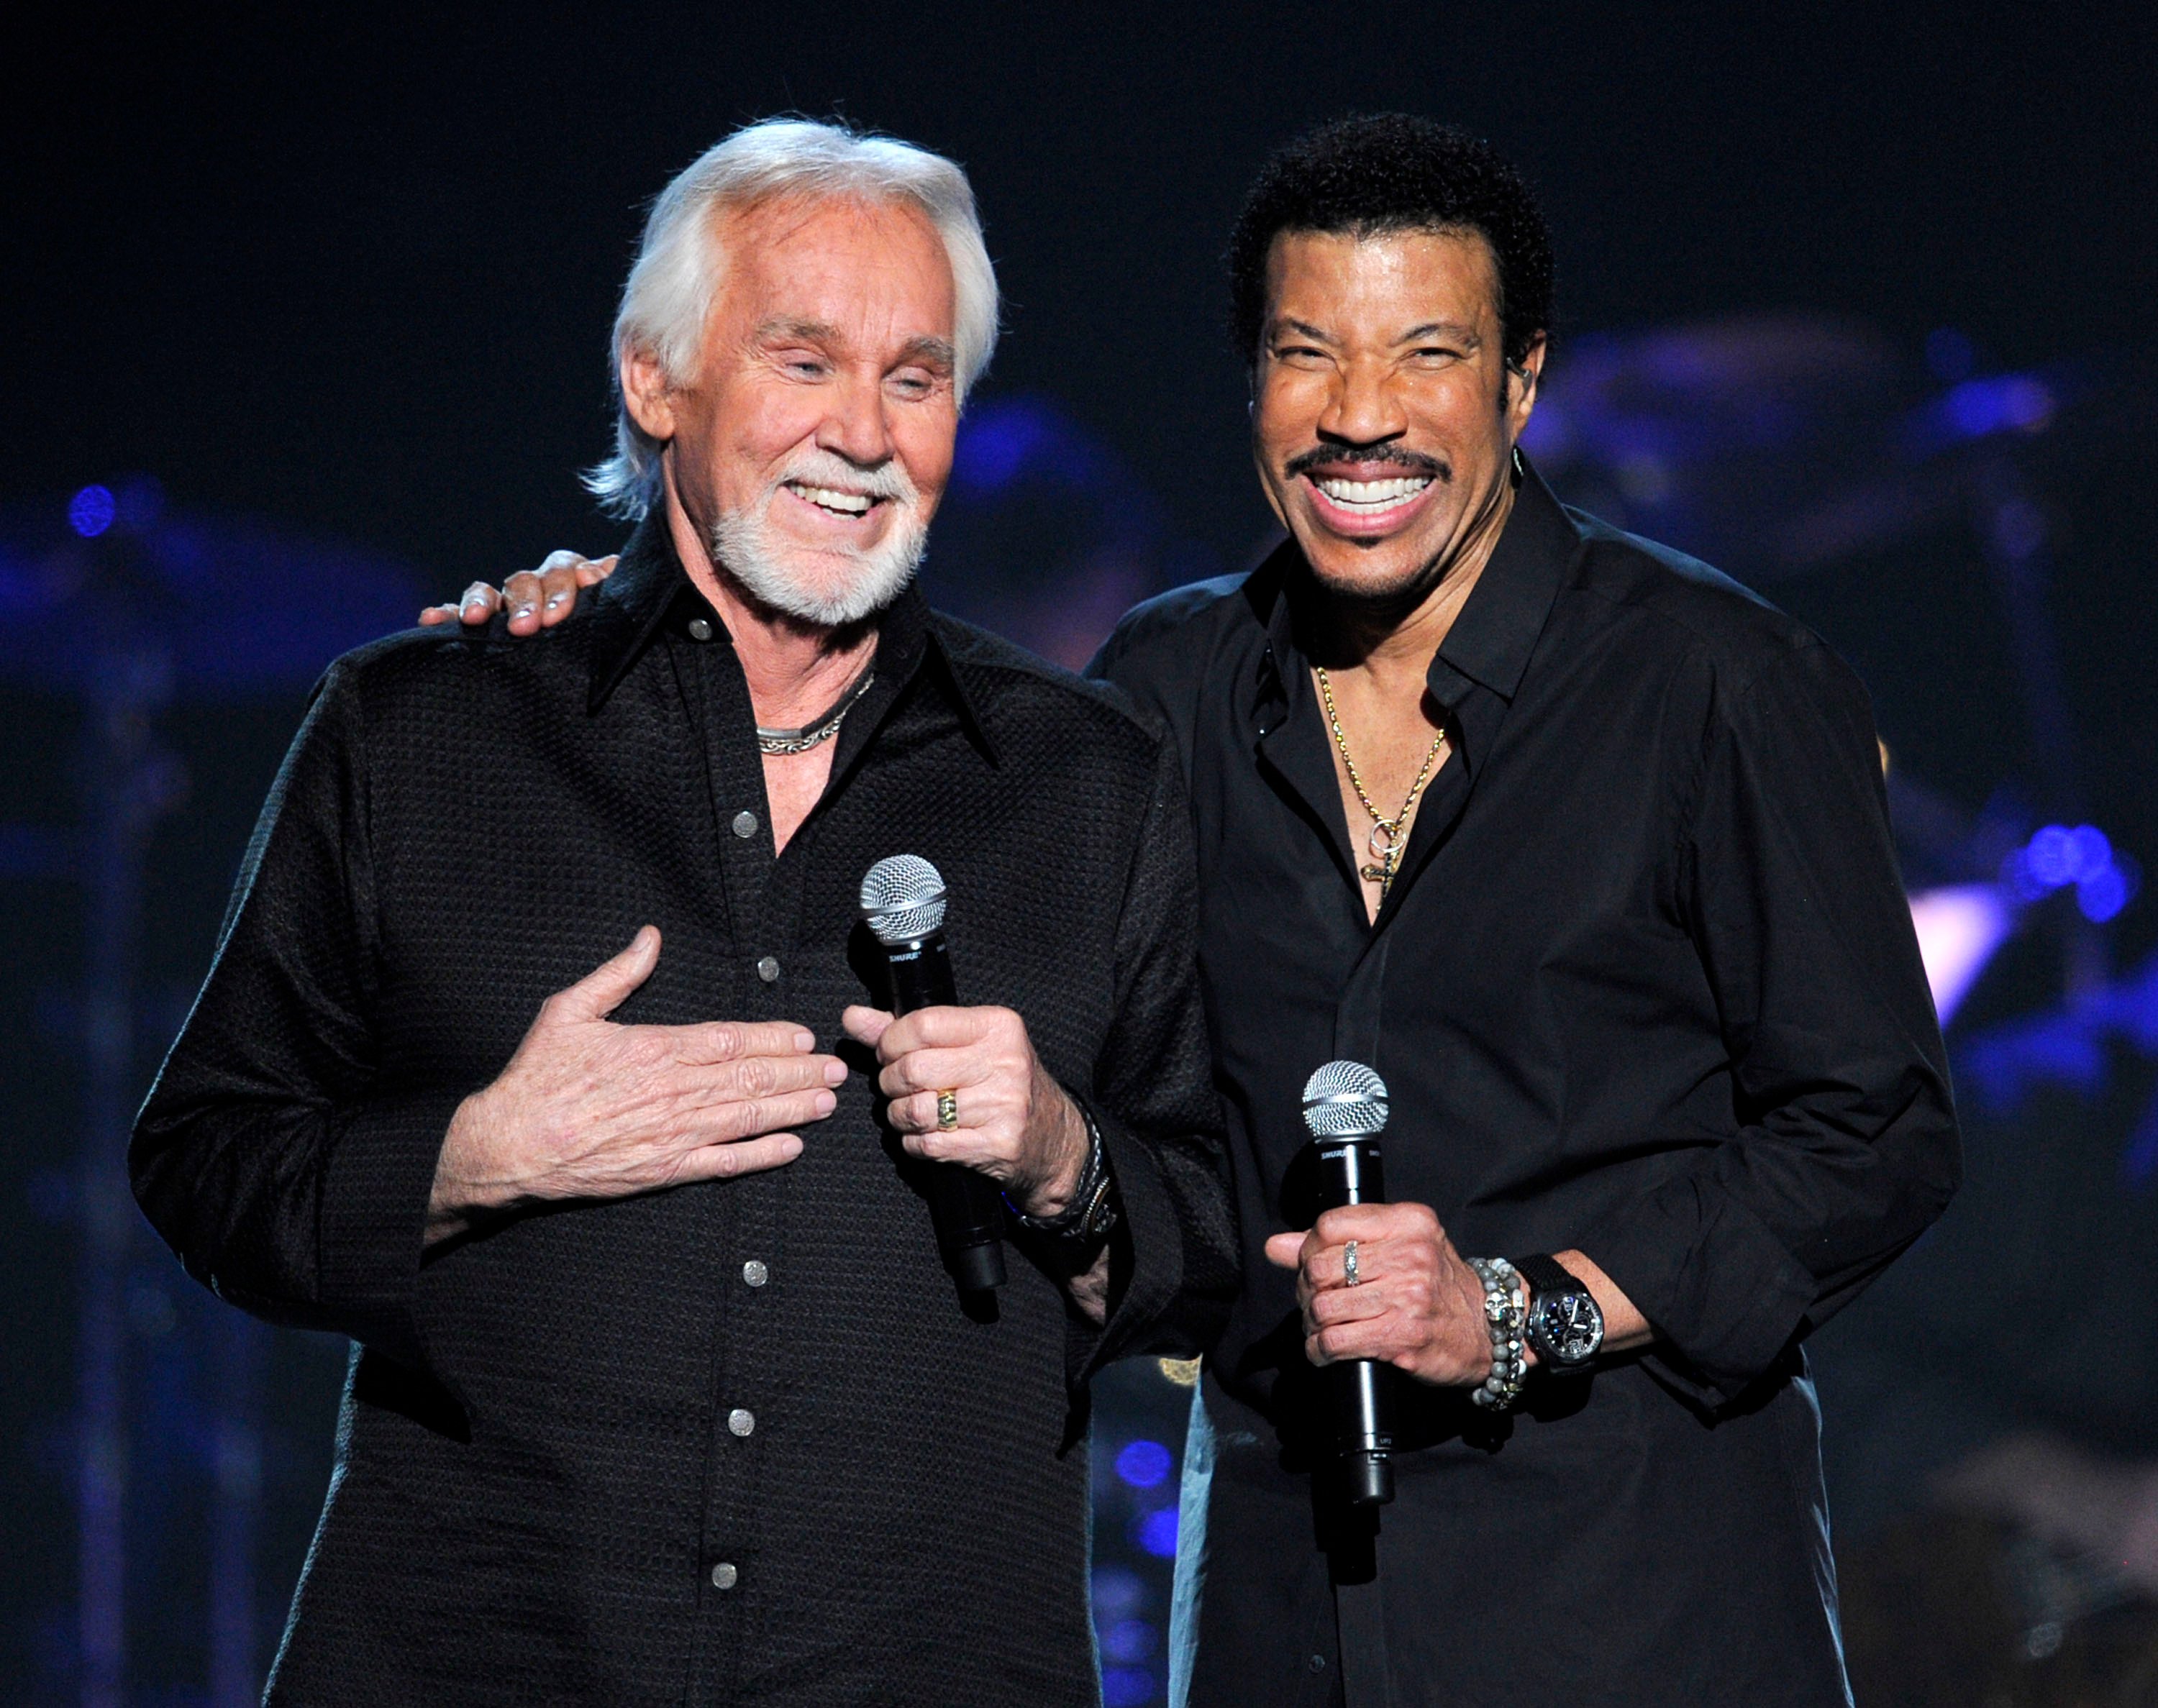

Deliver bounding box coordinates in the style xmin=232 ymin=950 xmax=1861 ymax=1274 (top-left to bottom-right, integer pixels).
xmin=772 ymin=450 xmax=917 ymax=506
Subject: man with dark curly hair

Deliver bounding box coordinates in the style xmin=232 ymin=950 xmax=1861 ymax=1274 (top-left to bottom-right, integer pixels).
xmin=463 ymin=114 xmax=1957 ymax=1707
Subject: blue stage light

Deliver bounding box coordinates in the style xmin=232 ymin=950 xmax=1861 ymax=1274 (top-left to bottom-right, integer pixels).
xmin=1101 ymin=1617 xmax=1157 ymax=1664
xmin=2079 ymin=865 xmax=2132 ymax=925
xmin=1945 ymin=375 xmax=2054 ymax=440
xmin=2006 ymin=824 xmax=2138 ymax=923
xmin=1101 ymin=1665 xmax=1157 ymax=1707
xmin=1116 ymin=1439 xmax=1173 ymax=1489
xmin=1135 ymin=1507 xmax=1178 ymax=1558
xmin=69 ymin=485 xmax=117 ymax=537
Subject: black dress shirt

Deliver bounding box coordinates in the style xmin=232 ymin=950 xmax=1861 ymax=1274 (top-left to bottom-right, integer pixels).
xmin=131 ymin=516 xmax=1237 ymax=1707
xmin=1092 ymin=462 xmax=1959 ymax=1707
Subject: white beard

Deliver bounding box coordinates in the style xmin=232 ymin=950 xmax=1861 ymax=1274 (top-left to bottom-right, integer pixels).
xmin=707 ymin=453 xmax=929 ymax=628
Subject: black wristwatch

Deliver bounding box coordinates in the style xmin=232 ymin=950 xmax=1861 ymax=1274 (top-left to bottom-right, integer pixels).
xmin=1513 ymin=1253 xmax=1604 ymax=1371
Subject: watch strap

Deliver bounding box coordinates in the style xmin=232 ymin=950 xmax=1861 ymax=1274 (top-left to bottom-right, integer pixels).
xmin=1513 ymin=1253 xmax=1584 ymax=1301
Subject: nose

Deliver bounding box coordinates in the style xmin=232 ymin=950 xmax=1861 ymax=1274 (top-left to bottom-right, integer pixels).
xmin=818 ymin=369 xmax=896 ymax=471
xmin=1318 ymin=355 xmax=1407 ymax=449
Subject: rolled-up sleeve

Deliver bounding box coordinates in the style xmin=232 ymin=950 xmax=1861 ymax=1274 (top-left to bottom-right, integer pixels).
xmin=1579 ymin=641 xmax=1961 ymax=1400
xmin=131 ymin=662 xmax=445 ymax=1371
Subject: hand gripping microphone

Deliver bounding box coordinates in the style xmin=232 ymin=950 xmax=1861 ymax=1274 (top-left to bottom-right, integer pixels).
xmin=860 ymin=855 xmax=1009 ymax=1294
xmin=1301 ymin=1060 xmax=1396 ymax=1507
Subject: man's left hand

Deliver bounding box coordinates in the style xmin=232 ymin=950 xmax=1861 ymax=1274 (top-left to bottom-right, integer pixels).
xmin=842 ymin=1003 xmax=1091 ymax=1220
xmin=1264 ymin=1202 xmax=1496 ymax=1387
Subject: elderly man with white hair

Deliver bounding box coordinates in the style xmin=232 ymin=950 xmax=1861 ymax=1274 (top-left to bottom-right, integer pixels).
xmin=131 ymin=120 xmax=1236 ymax=1707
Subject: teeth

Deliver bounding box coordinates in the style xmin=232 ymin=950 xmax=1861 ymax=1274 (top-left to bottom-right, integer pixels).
xmin=1315 ymin=475 xmax=1431 ymax=510
xmin=789 ymin=483 xmax=874 ymax=516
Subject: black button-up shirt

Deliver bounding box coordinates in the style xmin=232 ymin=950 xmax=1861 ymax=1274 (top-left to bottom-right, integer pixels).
xmin=1093 ymin=463 xmax=1959 ymax=1707
xmin=132 ymin=516 xmax=1237 ymax=1706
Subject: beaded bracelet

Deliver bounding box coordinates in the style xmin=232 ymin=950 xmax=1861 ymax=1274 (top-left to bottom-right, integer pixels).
xmin=1467 ymin=1256 xmax=1529 ymax=1411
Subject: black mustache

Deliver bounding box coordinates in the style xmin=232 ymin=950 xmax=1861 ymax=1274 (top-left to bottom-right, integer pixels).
xmin=1283 ymin=445 xmax=1446 ymax=480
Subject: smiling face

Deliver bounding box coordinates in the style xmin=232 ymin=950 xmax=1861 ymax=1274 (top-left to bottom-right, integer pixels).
xmin=1252 ymin=227 xmax=1543 ymax=613
xmin=622 ymin=193 xmax=959 ymax=626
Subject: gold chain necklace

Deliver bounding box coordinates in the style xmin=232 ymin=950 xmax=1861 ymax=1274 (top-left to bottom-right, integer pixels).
xmin=1314 ymin=666 xmax=1449 ymax=899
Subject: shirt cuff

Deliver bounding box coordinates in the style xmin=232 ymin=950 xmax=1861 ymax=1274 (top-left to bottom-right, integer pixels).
xmin=1574 ymin=1164 xmax=1820 ymax=1402
xmin=1061 ymin=1102 xmax=1183 ymax=1392
xmin=319 ymin=1087 xmax=467 ymax=1371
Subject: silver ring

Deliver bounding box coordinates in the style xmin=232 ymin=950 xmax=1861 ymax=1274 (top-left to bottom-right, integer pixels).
xmin=1344 ymin=1240 xmax=1361 ymax=1287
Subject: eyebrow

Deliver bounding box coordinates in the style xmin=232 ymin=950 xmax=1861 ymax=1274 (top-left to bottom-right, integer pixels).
xmin=755 ymin=317 xmax=842 ymax=344
xmin=1397 ymin=321 xmax=1482 ymax=347
xmin=753 ymin=319 xmax=955 ymax=371
xmin=894 ymin=334 xmax=957 ymax=370
xmin=1268 ymin=317 xmax=1483 ymax=349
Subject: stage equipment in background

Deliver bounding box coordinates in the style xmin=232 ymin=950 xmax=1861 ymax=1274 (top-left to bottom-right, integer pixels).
xmin=928 ymin=396 xmax=1215 ymax=670
xmin=859 ymin=854 xmax=1009 ymax=1295
xmin=1298 ymin=1060 xmax=1397 ymax=1507
xmin=1521 ymin=314 xmax=2146 ymax=1013
xmin=0 ymin=481 xmax=418 ymax=1707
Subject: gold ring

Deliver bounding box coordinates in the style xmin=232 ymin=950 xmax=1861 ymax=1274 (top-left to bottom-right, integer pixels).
xmin=935 ymin=1090 xmax=960 ymax=1132
xmin=1344 ymin=1240 xmax=1362 ymax=1287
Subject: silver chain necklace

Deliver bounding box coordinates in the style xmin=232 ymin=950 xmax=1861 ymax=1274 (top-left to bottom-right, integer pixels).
xmin=755 ymin=662 xmax=876 ymax=756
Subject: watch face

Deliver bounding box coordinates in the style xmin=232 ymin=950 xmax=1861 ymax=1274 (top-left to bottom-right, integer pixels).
xmin=1535 ymin=1292 xmax=1605 ymax=1364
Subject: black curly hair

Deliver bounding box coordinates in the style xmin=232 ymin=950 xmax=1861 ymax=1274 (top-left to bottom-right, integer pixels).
xmin=1226 ymin=114 xmax=1555 ymax=372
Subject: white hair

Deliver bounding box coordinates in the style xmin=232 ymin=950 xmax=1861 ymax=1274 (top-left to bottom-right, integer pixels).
xmin=584 ymin=118 xmax=999 ymax=519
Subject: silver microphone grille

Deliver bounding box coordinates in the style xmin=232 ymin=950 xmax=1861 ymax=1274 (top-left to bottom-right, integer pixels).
xmin=1301 ymin=1060 xmax=1389 ymax=1138
xmin=860 ymin=854 xmax=949 ymax=944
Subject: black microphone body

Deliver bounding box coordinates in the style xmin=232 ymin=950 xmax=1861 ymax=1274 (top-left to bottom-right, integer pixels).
xmin=873 ymin=913 xmax=1009 ymax=1295
xmin=1301 ymin=1061 xmax=1397 ymax=1507
xmin=1314 ymin=1136 xmax=1396 ymax=1505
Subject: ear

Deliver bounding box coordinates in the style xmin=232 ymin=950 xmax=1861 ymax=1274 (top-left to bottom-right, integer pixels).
xmin=1506 ymin=332 xmax=1548 ymax=431
xmin=620 ymin=343 xmax=678 ymax=443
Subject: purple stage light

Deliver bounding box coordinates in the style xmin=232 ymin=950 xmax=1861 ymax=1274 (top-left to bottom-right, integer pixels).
xmin=1116 ymin=1439 xmax=1173 ymax=1489
xmin=69 ymin=484 xmax=117 ymax=537
xmin=1091 ymin=1564 xmax=1144 ymax=1623
xmin=1907 ymin=885 xmax=2013 ymax=1026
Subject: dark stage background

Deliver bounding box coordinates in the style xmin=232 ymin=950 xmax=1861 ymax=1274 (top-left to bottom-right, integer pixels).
xmin=5 ymin=5 xmax=2157 ymax=1704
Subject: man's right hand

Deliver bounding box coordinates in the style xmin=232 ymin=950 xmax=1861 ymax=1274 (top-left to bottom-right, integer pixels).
xmin=427 ymin=926 xmax=844 ymax=1243
xmin=418 ymin=550 xmax=618 ymax=636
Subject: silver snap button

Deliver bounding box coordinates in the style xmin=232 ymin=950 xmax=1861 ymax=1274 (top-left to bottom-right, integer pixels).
xmin=686 ymin=617 xmax=714 ymax=641
xmin=710 ymin=1561 xmax=737 ymax=1589
xmin=731 ymin=809 xmax=758 ymax=839
xmin=727 ymin=1408 xmax=756 ymax=1438
xmin=741 ymin=1260 xmax=769 ymax=1287
xmin=755 ymin=955 xmax=780 ymax=983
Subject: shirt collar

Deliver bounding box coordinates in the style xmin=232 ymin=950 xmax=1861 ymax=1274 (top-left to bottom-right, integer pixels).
xmin=585 ymin=509 xmax=993 ymax=759
xmin=1245 ymin=450 xmax=1580 ymax=720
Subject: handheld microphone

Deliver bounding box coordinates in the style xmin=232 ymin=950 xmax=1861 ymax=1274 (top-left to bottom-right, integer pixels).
xmin=860 ymin=855 xmax=1009 ymax=1294
xmin=1301 ymin=1059 xmax=1396 ymax=1507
